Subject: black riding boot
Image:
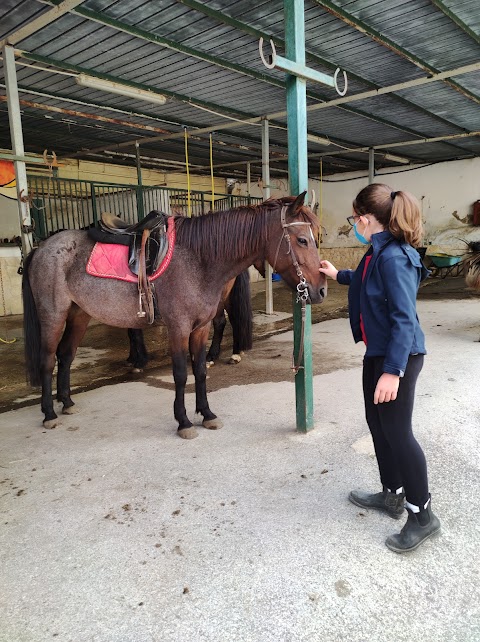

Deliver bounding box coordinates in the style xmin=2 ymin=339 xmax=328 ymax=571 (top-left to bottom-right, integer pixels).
xmin=385 ymin=499 xmax=441 ymax=553
xmin=349 ymin=487 xmax=405 ymax=519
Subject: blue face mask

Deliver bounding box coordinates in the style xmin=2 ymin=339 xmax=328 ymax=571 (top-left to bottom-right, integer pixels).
xmin=354 ymin=221 xmax=370 ymax=245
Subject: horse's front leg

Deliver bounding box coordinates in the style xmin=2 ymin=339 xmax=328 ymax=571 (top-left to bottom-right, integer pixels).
xmin=190 ymin=325 xmax=223 ymax=431
xmin=171 ymin=335 xmax=198 ymax=440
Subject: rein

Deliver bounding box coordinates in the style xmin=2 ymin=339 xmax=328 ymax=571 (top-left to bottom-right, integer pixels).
xmin=272 ymin=206 xmax=313 ymax=374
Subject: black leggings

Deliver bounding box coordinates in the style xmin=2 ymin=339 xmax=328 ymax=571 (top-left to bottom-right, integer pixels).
xmin=362 ymin=355 xmax=429 ymax=507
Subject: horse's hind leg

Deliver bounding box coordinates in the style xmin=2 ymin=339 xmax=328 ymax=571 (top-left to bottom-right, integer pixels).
xmin=206 ymin=309 xmax=227 ymax=366
xmin=190 ymin=325 xmax=223 ymax=431
xmin=56 ymin=306 xmax=91 ymax=415
xmin=127 ymin=328 xmax=149 ymax=371
xmin=39 ymin=319 xmax=70 ymax=430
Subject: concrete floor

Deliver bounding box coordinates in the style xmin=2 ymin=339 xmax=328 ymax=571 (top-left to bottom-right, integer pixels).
xmin=0 ymin=279 xmax=350 ymax=413
xmin=1 ymin=277 xmax=479 ymax=641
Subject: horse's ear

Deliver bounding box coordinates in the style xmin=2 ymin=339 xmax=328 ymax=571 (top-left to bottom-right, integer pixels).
xmin=288 ymin=191 xmax=307 ymax=215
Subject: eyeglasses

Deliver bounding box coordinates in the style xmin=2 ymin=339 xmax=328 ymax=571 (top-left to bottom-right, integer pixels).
xmin=346 ymin=215 xmax=360 ymax=226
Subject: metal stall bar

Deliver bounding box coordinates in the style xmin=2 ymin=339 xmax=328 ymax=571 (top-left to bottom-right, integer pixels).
xmin=262 ymin=118 xmax=274 ymax=315
xmin=368 ymin=148 xmax=375 ymax=184
xmin=2 ymin=45 xmax=33 ymax=261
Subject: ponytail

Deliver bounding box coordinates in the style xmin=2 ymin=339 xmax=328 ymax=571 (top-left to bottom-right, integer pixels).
xmin=353 ymin=183 xmax=423 ymax=247
xmin=389 ymin=191 xmax=423 ymax=247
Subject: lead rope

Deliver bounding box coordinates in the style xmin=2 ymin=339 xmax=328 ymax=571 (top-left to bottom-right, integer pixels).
xmin=291 ymin=260 xmax=309 ymax=374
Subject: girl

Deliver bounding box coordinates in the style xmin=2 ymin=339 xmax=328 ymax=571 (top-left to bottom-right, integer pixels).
xmin=319 ymin=183 xmax=440 ymax=553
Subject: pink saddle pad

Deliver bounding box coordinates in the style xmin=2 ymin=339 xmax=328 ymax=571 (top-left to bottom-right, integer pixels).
xmin=86 ymin=216 xmax=176 ymax=282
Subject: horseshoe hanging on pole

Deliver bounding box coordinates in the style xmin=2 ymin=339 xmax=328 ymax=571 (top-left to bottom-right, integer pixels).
xmin=43 ymin=149 xmax=58 ymax=169
xmin=258 ymin=37 xmax=348 ymax=96
xmin=334 ymin=68 xmax=348 ymax=96
xmin=259 ymin=38 xmax=277 ymax=70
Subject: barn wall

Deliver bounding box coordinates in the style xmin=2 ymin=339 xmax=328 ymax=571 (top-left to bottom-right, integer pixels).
xmin=59 ymin=159 xmax=227 ymax=194
xmin=0 ymin=156 xmax=228 ymax=316
xmin=236 ymin=157 xmax=480 ymax=269
xmin=310 ymin=157 xmax=480 ymax=256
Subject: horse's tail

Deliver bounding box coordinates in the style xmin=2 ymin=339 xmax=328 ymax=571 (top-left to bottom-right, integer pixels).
xmin=228 ymin=269 xmax=253 ymax=352
xmin=22 ymin=250 xmax=42 ymax=386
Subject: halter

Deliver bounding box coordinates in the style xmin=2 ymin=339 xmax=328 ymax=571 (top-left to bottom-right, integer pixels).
xmin=272 ymin=206 xmax=315 ymax=373
xmin=272 ymin=206 xmax=314 ymax=304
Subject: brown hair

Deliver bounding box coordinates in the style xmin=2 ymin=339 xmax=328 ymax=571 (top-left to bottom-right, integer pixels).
xmin=353 ymin=183 xmax=423 ymax=247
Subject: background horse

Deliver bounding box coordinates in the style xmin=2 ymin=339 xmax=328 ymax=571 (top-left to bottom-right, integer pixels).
xmin=126 ymin=269 xmax=253 ymax=370
xmin=22 ymin=193 xmax=326 ymax=439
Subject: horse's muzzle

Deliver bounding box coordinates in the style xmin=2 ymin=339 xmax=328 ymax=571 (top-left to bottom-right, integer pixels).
xmin=307 ymin=285 xmax=326 ymax=304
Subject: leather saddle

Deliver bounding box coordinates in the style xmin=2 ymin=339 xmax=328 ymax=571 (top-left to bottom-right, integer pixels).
xmin=88 ymin=209 xmax=169 ymax=277
xmin=88 ymin=209 xmax=170 ymax=323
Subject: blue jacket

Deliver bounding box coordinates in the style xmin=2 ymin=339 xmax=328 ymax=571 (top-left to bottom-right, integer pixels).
xmin=337 ymin=230 xmax=429 ymax=377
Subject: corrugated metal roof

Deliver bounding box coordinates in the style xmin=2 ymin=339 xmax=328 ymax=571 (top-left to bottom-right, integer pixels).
xmin=1 ymin=0 xmax=479 ymax=178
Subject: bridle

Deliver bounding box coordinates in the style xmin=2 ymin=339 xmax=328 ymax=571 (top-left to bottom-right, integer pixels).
xmin=272 ymin=206 xmax=316 ymax=373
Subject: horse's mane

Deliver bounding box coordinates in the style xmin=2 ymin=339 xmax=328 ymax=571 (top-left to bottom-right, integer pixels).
xmin=174 ymin=197 xmax=318 ymax=263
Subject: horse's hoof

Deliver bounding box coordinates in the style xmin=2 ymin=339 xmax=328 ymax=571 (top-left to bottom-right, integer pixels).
xmin=203 ymin=418 xmax=223 ymax=430
xmin=228 ymin=354 xmax=242 ymax=364
xmin=206 ymin=361 xmax=214 ymax=368
xmin=43 ymin=418 xmax=60 ymax=429
xmin=62 ymin=405 xmax=79 ymax=415
xmin=178 ymin=427 xmax=198 ymax=439
xmin=131 ymin=367 xmax=143 ymax=373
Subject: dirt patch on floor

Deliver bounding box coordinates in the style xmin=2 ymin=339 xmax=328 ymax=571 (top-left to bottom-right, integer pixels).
xmin=0 ymin=276 xmax=478 ymax=413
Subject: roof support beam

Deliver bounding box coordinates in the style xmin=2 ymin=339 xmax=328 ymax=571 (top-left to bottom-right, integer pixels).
xmin=177 ymin=0 xmax=471 ymax=153
xmin=304 ymin=130 xmax=480 ymax=162
xmin=39 ymin=0 xmax=465 ymax=148
xmin=202 ymin=130 xmax=480 ymax=171
xmin=429 ymin=1 xmax=480 ymax=47
xmin=0 ymin=92 xmax=277 ymax=161
xmin=313 ymin=0 xmax=480 ymax=106
xmin=19 ymin=51 xmax=264 ymax=122
xmin=42 ymin=1 xmax=287 ymax=89
xmin=14 ymin=53 xmax=364 ymax=157
xmin=0 ymin=0 xmax=86 ymax=48
xmin=79 ymin=60 xmax=480 ymax=147
xmin=16 ymin=53 xmax=479 ymax=158
xmin=0 ymin=81 xmax=277 ymax=154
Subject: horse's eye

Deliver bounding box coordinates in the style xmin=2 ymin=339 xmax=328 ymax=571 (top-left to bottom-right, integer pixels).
xmin=298 ymin=237 xmax=308 ymax=246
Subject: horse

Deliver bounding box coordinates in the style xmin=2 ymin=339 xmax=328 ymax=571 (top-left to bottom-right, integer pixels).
xmin=22 ymin=193 xmax=327 ymax=439
xmin=126 ymin=269 xmax=253 ymax=370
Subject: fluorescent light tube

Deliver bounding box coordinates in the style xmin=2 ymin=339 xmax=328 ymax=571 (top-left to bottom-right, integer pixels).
xmin=75 ymin=74 xmax=167 ymax=106
xmin=384 ymin=153 xmax=410 ymax=164
xmin=307 ymin=134 xmax=331 ymax=145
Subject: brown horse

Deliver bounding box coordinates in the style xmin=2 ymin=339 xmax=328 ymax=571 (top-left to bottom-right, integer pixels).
xmin=127 ymin=269 xmax=253 ymax=370
xmin=22 ymin=194 xmax=326 ymax=439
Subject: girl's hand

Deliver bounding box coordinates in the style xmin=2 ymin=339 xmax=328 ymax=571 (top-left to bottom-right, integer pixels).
xmin=319 ymin=260 xmax=338 ymax=281
xmin=374 ymin=373 xmax=400 ymax=404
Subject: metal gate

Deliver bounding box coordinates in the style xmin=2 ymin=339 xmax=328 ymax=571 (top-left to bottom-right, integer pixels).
xmin=27 ymin=175 xmax=261 ymax=241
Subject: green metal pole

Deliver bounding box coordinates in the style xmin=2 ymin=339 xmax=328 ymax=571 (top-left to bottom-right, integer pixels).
xmin=285 ymin=0 xmax=314 ymax=432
